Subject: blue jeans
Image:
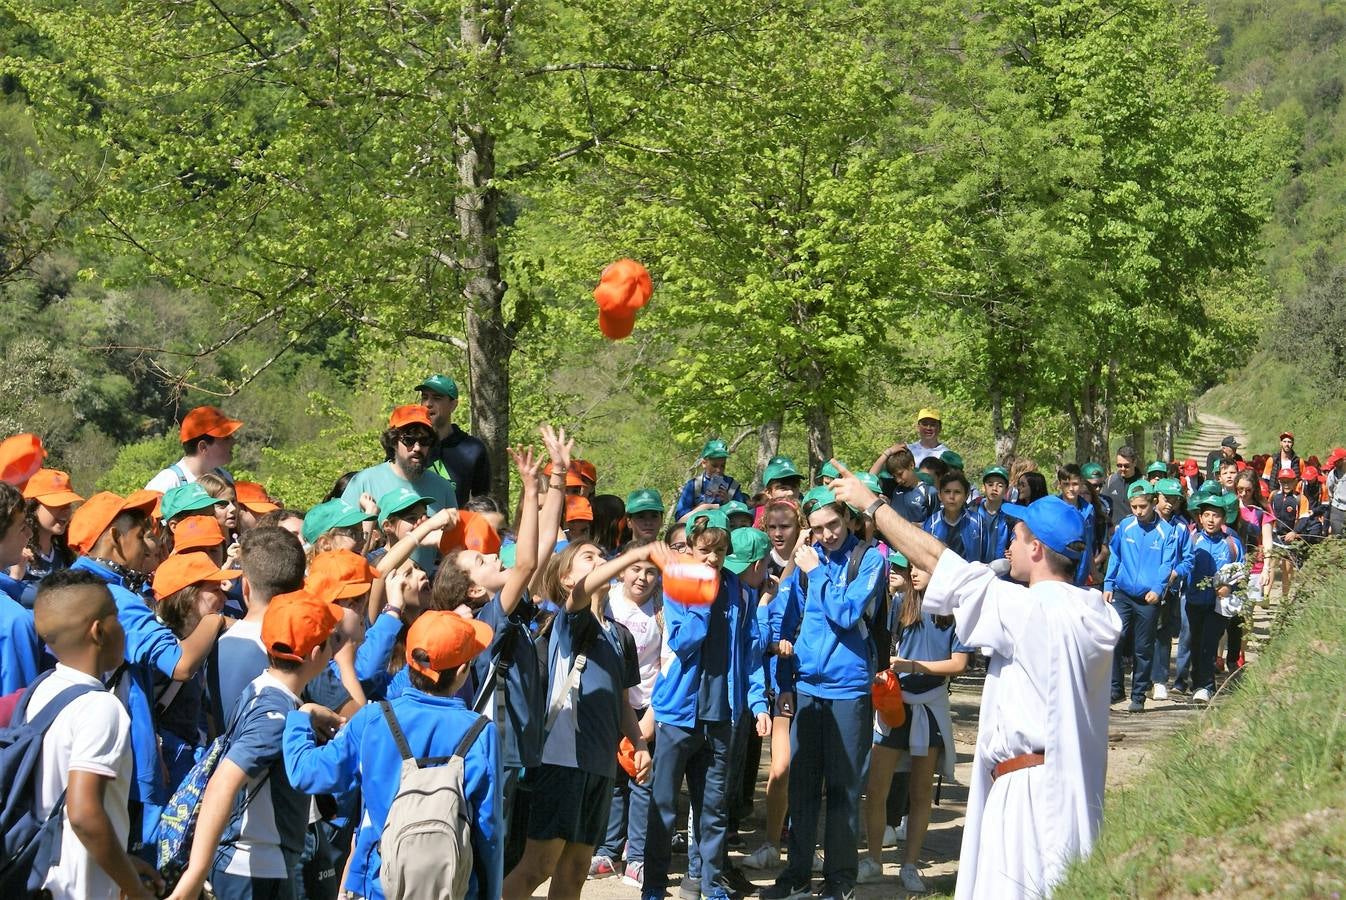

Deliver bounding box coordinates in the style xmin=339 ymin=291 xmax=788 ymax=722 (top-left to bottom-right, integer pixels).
xmin=597 ymin=710 xmax=653 ymax=865
xmin=782 ymin=692 xmax=872 ymax=890
xmin=1187 ymin=604 xmax=1229 ymax=692
xmin=644 ymin=719 xmax=732 ymax=893
xmin=1174 ymin=592 xmax=1193 ymax=689
xmin=1149 ymin=590 xmax=1184 ymax=687
xmin=1111 ymin=592 xmax=1160 ymax=702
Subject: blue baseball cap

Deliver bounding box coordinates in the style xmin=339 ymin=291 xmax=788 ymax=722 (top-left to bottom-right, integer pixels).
xmin=999 ymin=496 xmax=1086 ymax=561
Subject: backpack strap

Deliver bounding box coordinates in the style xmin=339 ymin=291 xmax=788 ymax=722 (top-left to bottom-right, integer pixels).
xmin=380 ymin=701 xmax=416 ymax=762
xmin=452 ymin=715 xmax=490 ymax=760
xmin=16 ymin=680 xmax=102 ymax=734
xmin=11 ymin=668 xmax=58 ymax=723
xmin=169 ymin=463 xmax=188 ymax=487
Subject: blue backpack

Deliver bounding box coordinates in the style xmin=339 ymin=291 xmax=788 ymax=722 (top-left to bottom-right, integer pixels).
xmin=0 ymin=669 xmax=105 ymax=895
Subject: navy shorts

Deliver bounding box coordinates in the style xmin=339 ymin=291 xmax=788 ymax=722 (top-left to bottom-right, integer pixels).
xmin=873 ymin=703 xmax=942 ymax=753
xmin=525 ymin=763 xmax=614 ymax=846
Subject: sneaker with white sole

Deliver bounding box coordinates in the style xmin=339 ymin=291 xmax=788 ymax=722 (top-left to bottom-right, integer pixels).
xmin=623 ymin=861 xmax=646 ymax=887
xmin=742 ymin=843 xmax=781 ymax=870
xmin=760 ymin=877 xmax=812 ymax=900
xmin=1192 ymin=687 xmax=1212 ymax=703
xmin=1151 ymin=683 xmax=1168 ymax=701
xmin=883 ymin=817 xmax=907 ymax=846
xmin=812 ymin=850 xmax=824 ymax=873
xmin=856 ymin=858 xmax=884 ymax=884
xmin=899 ymin=863 xmax=927 ymax=892
xmin=590 ymin=855 xmax=618 ymax=879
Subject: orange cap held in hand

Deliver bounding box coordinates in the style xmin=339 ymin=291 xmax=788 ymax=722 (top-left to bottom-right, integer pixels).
xmin=438 ymin=510 xmax=503 ymax=555
xmin=655 ymin=552 xmax=719 ymax=606
xmin=617 ymin=736 xmax=639 ymax=779
xmin=872 ymin=670 xmax=906 ymax=728
xmin=0 ymin=433 xmax=46 ymax=488
xmin=593 ymin=259 xmax=652 ymax=340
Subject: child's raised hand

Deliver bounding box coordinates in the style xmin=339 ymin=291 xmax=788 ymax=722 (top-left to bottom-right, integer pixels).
xmin=426 ymin=507 xmax=459 ymax=533
xmin=359 ymin=492 xmax=379 ymax=516
xmin=646 ymin=540 xmax=675 ymax=569
xmin=540 ymin=424 xmax=575 ymax=472
xmin=510 ymin=445 xmax=541 ymax=483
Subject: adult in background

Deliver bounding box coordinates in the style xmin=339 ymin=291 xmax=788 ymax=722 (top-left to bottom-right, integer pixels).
xmin=876 ymin=408 xmax=951 ymax=470
xmin=145 ymin=406 xmax=242 ymax=492
xmin=1325 ymin=448 xmax=1346 ymax=536
xmin=1204 ymin=435 xmax=1242 ymax=482
xmin=1260 ymin=431 xmax=1300 ymax=486
xmin=418 ymin=373 xmax=490 ymax=504
xmin=1102 ymin=446 xmax=1140 ymax=529
xmin=828 ymin=462 xmax=1121 ymax=900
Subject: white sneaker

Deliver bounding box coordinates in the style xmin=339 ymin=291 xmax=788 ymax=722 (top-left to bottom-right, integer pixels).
xmin=1192 ymin=688 xmax=1212 ymax=703
xmin=741 ymin=843 xmax=781 ymax=870
xmin=812 ymin=849 xmax=824 ymax=873
xmin=1151 ymin=683 xmax=1168 ymax=701
xmin=856 ymin=858 xmax=884 ymax=884
xmin=899 ymin=862 xmax=927 ymax=892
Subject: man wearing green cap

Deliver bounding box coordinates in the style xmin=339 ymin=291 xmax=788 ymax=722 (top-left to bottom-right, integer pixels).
xmin=418 ymin=373 xmax=490 ymax=505
xmin=1145 ymin=461 xmax=1169 ymax=485
xmin=972 ymin=466 xmax=1012 ymax=563
xmin=625 ymin=489 xmax=666 ymax=542
xmin=674 ymin=439 xmax=747 ymax=520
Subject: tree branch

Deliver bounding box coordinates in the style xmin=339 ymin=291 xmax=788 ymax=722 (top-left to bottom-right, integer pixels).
xmin=336 ymin=302 xmax=469 ymax=351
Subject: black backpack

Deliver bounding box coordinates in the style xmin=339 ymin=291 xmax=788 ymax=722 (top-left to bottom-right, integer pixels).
xmin=794 ymin=539 xmax=890 ymax=666
xmin=0 ymin=669 xmax=106 ymax=895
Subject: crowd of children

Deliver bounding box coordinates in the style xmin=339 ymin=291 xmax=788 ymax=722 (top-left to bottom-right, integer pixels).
xmin=0 ymin=393 xmax=1340 ymax=900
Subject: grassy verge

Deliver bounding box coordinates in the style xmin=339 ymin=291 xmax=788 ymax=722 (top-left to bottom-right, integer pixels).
xmin=1056 ymin=540 xmax=1346 ymax=897
xmin=1200 ymin=350 xmax=1346 ymax=456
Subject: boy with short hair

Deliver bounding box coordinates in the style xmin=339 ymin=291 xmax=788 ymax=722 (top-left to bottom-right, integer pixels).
xmin=874 ymin=446 xmax=936 ymax=524
xmin=164 ymin=589 xmax=347 ymax=900
xmin=1057 ymin=464 xmax=1099 ymax=586
xmin=972 ymin=467 xmax=1011 ymax=564
xmin=675 ymin=439 xmax=747 ymax=519
xmin=284 ymin=610 xmax=502 ymax=900
xmin=1186 ymin=496 xmax=1245 ymax=704
xmin=922 ymin=471 xmax=982 ymax=564
xmin=27 ymin=570 xmax=162 ymax=900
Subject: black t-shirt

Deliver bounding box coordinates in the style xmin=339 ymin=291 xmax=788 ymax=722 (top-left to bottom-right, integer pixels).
xmin=432 ymin=425 xmax=491 ymax=504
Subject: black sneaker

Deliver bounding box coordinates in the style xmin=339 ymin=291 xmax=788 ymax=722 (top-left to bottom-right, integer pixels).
xmin=727 ymin=829 xmax=746 ymax=850
xmin=759 ymin=878 xmax=811 ymax=900
xmin=721 ymin=865 xmax=755 ymax=897
xmin=672 ymin=831 xmax=689 ymax=854
xmin=814 ymin=887 xmax=854 ymax=900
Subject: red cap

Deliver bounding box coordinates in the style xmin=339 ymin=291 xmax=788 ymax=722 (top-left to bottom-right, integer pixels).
xmin=1327 ymin=448 xmax=1346 ymax=467
xmin=234 ymin=481 xmax=279 ymax=514
xmin=1180 ymin=458 xmax=1199 ymax=476
xmin=1279 ymin=431 xmax=1294 ymax=441
xmin=1302 ymin=465 xmax=1320 ymax=482
xmin=1236 ymin=460 xmax=1248 ymax=471
xmin=152 ymin=551 xmax=238 ymax=600
xmin=307 ymin=550 xmax=381 ymax=600
xmin=180 ymin=407 xmax=243 ymax=443
xmin=597 ymin=310 xmax=638 ymax=340
xmin=22 ymin=469 xmax=83 ymax=506
xmin=68 ymin=491 xmax=159 ymax=555
xmin=171 ymin=515 xmax=225 ymax=552
xmin=565 ymin=495 xmax=594 ymax=523
xmin=389 ymin=405 xmax=433 ymax=430
xmin=405 ymin=610 xmax=493 ymax=680
xmin=1277 ymin=468 xmax=1298 ymax=481
xmin=438 ymin=510 xmax=503 ymax=555
xmin=0 ymin=434 xmax=46 ymax=488
xmin=262 ymin=589 xmax=344 ymax=661
xmin=617 ymin=736 xmax=639 ymax=779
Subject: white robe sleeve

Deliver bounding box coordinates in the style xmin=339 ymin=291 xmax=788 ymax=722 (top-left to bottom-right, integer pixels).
xmin=923 ymin=549 xmax=1034 ymax=658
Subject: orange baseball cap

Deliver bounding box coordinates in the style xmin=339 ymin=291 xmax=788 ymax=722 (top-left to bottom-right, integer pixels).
xmin=171 ymin=515 xmax=226 ymax=553
xmin=438 ymin=510 xmax=503 ymax=555
xmin=593 ymin=259 xmax=652 ymax=340
xmin=68 ymin=491 xmax=159 ymax=555
xmin=306 ymin=549 xmax=381 ymax=600
xmin=234 ymin=481 xmax=279 ymax=514
xmin=389 ymin=405 xmax=433 ymax=430
xmin=152 ymin=551 xmax=238 ymax=600
xmin=22 ymin=469 xmax=83 ymax=506
xmin=565 ymin=495 xmax=593 ymax=523
xmin=543 ymin=462 xmax=586 ymax=488
xmin=406 ymin=610 xmax=493 ymax=681
xmin=126 ymin=488 xmax=164 ymax=522
xmin=572 ymin=459 xmax=597 ymax=487
xmin=0 ymin=433 xmax=46 ymax=488
xmin=261 ymin=589 xmax=344 ymax=661
xmin=180 ymin=406 xmax=243 ymax=443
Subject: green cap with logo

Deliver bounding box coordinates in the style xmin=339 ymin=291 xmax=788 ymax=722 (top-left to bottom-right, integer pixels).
xmin=1154 ymin=478 xmax=1184 ymax=498
xmin=377 ymin=487 xmax=434 ymax=525
xmin=721 ymin=500 xmax=753 ymax=521
xmin=857 ymin=472 xmax=882 ymax=493
xmin=700 ymin=439 xmax=730 ymax=460
xmin=801 ymin=485 xmax=836 ymax=511
xmin=1146 ymin=461 xmax=1169 ymax=477
xmin=1127 ymin=480 xmax=1154 ymax=499
xmin=982 ymin=466 xmax=1010 ymax=483
xmin=887 ymin=549 xmax=910 ymax=568
xmin=685 ymin=508 xmax=730 ymax=539
xmin=1081 ymin=462 xmax=1105 ymax=481
xmin=625 ymin=488 xmax=665 ymax=515
xmin=414 ymin=374 xmax=459 ymax=400
xmin=724 ymin=527 xmax=770 ymax=574
xmin=302 ymin=498 xmax=375 ymax=545
xmin=819 ymin=460 xmax=846 ymax=480
xmin=161 ymin=483 xmax=218 ymax=522
xmin=763 ymin=455 xmax=802 ymax=485
xmin=941 ymin=450 xmax=965 ymax=470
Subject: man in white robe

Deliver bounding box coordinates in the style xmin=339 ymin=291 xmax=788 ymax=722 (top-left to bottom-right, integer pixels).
xmin=830 ymin=464 xmax=1121 ymax=898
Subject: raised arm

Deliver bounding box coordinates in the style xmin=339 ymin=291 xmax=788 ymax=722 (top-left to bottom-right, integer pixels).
xmin=498 ymin=445 xmax=542 ymax=617
xmin=570 ymin=542 xmax=664 ymax=612
xmin=531 ymin=425 xmax=573 ymax=593
xmin=829 ymin=461 xmax=945 ymax=574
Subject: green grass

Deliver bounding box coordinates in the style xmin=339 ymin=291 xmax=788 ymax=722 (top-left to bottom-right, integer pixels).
xmin=1056 ymin=540 xmax=1346 ymax=897
xmin=1199 ymin=350 xmax=1346 ymax=458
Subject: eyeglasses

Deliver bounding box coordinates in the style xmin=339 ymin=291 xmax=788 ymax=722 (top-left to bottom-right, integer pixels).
xmin=398 ymin=435 xmax=433 ymax=449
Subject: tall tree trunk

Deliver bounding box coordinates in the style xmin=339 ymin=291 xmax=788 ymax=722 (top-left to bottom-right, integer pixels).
xmin=459 ymin=8 xmax=510 ymax=503
xmin=990 ymin=384 xmax=1024 ymax=466
xmin=753 ymin=414 xmax=783 ymax=492
xmin=804 ymin=403 xmax=833 ymax=479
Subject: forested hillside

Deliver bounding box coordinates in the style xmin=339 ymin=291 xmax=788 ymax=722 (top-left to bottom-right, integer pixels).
xmin=0 ymin=0 xmax=1323 ymax=503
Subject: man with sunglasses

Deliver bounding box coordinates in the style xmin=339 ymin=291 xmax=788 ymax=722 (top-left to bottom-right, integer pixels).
xmin=341 ymin=406 xmax=457 ymax=572
xmin=1101 ymin=446 xmax=1142 ymax=530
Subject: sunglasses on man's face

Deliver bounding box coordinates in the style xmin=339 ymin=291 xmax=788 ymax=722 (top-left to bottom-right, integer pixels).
xmin=398 ymin=434 xmax=433 ymax=449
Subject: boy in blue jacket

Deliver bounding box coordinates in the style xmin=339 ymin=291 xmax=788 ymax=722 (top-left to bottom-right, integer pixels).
xmin=764 ymin=487 xmax=883 ymax=900
xmin=922 ymin=471 xmax=983 ymax=563
xmin=643 ymin=510 xmax=769 ymax=900
xmin=674 ymin=439 xmax=747 ymax=520
xmin=1150 ymin=478 xmax=1195 ymax=700
xmin=1187 ymin=496 xmax=1245 ymax=704
xmin=1103 ymin=481 xmax=1182 ymax=712
xmin=284 ymin=610 xmax=502 ymax=900
xmin=0 ymin=480 xmax=42 ymax=693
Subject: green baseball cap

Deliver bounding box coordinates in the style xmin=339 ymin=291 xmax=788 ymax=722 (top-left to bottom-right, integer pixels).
xmin=1146 ymin=461 xmax=1169 ymax=477
xmin=801 ymin=485 xmax=836 ymax=510
xmin=1154 ymin=478 xmax=1184 ymax=498
xmin=302 ymin=498 xmax=374 ymax=544
xmin=763 ymin=455 xmax=802 ymax=485
xmin=1219 ymin=492 xmax=1239 ymax=525
xmin=941 ymin=450 xmax=964 ymax=470
xmin=1127 ymin=480 xmax=1154 ymax=499
xmin=724 ymin=527 xmax=770 ymax=574
xmin=700 ymin=439 xmax=730 ymax=460
xmin=500 ymin=542 xmax=517 ymax=568
xmin=377 ymin=486 xmax=434 ymax=525
xmin=916 ymin=471 xmax=935 ymax=486
xmin=721 ymin=500 xmax=753 ymax=521
xmin=857 ymin=472 xmax=882 ymax=493
xmin=819 ymin=460 xmax=846 ymax=480
xmin=1194 ymin=493 xmax=1224 ymax=514
xmin=982 ymin=466 xmax=1010 ymax=483
xmin=625 ymin=488 xmax=665 ymax=515
xmin=414 ymin=374 xmax=459 ymax=400
xmin=161 ymin=483 xmax=218 ymax=522
xmin=685 ymin=508 xmax=730 ymax=539
xmin=1081 ymin=462 xmax=1105 ymax=480
xmin=887 ymin=549 xmax=910 ymax=568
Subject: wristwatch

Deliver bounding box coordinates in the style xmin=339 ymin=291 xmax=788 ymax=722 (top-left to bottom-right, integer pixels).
xmin=864 ymin=498 xmax=886 ymax=519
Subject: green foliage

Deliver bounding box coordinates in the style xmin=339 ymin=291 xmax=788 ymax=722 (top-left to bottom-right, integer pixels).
xmin=95 ymin=433 xmax=180 ymax=495
xmin=1201 ymin=351 xmax=1346 ymax=457
xmin=257 ymin=395 xmax=382 ymax=510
